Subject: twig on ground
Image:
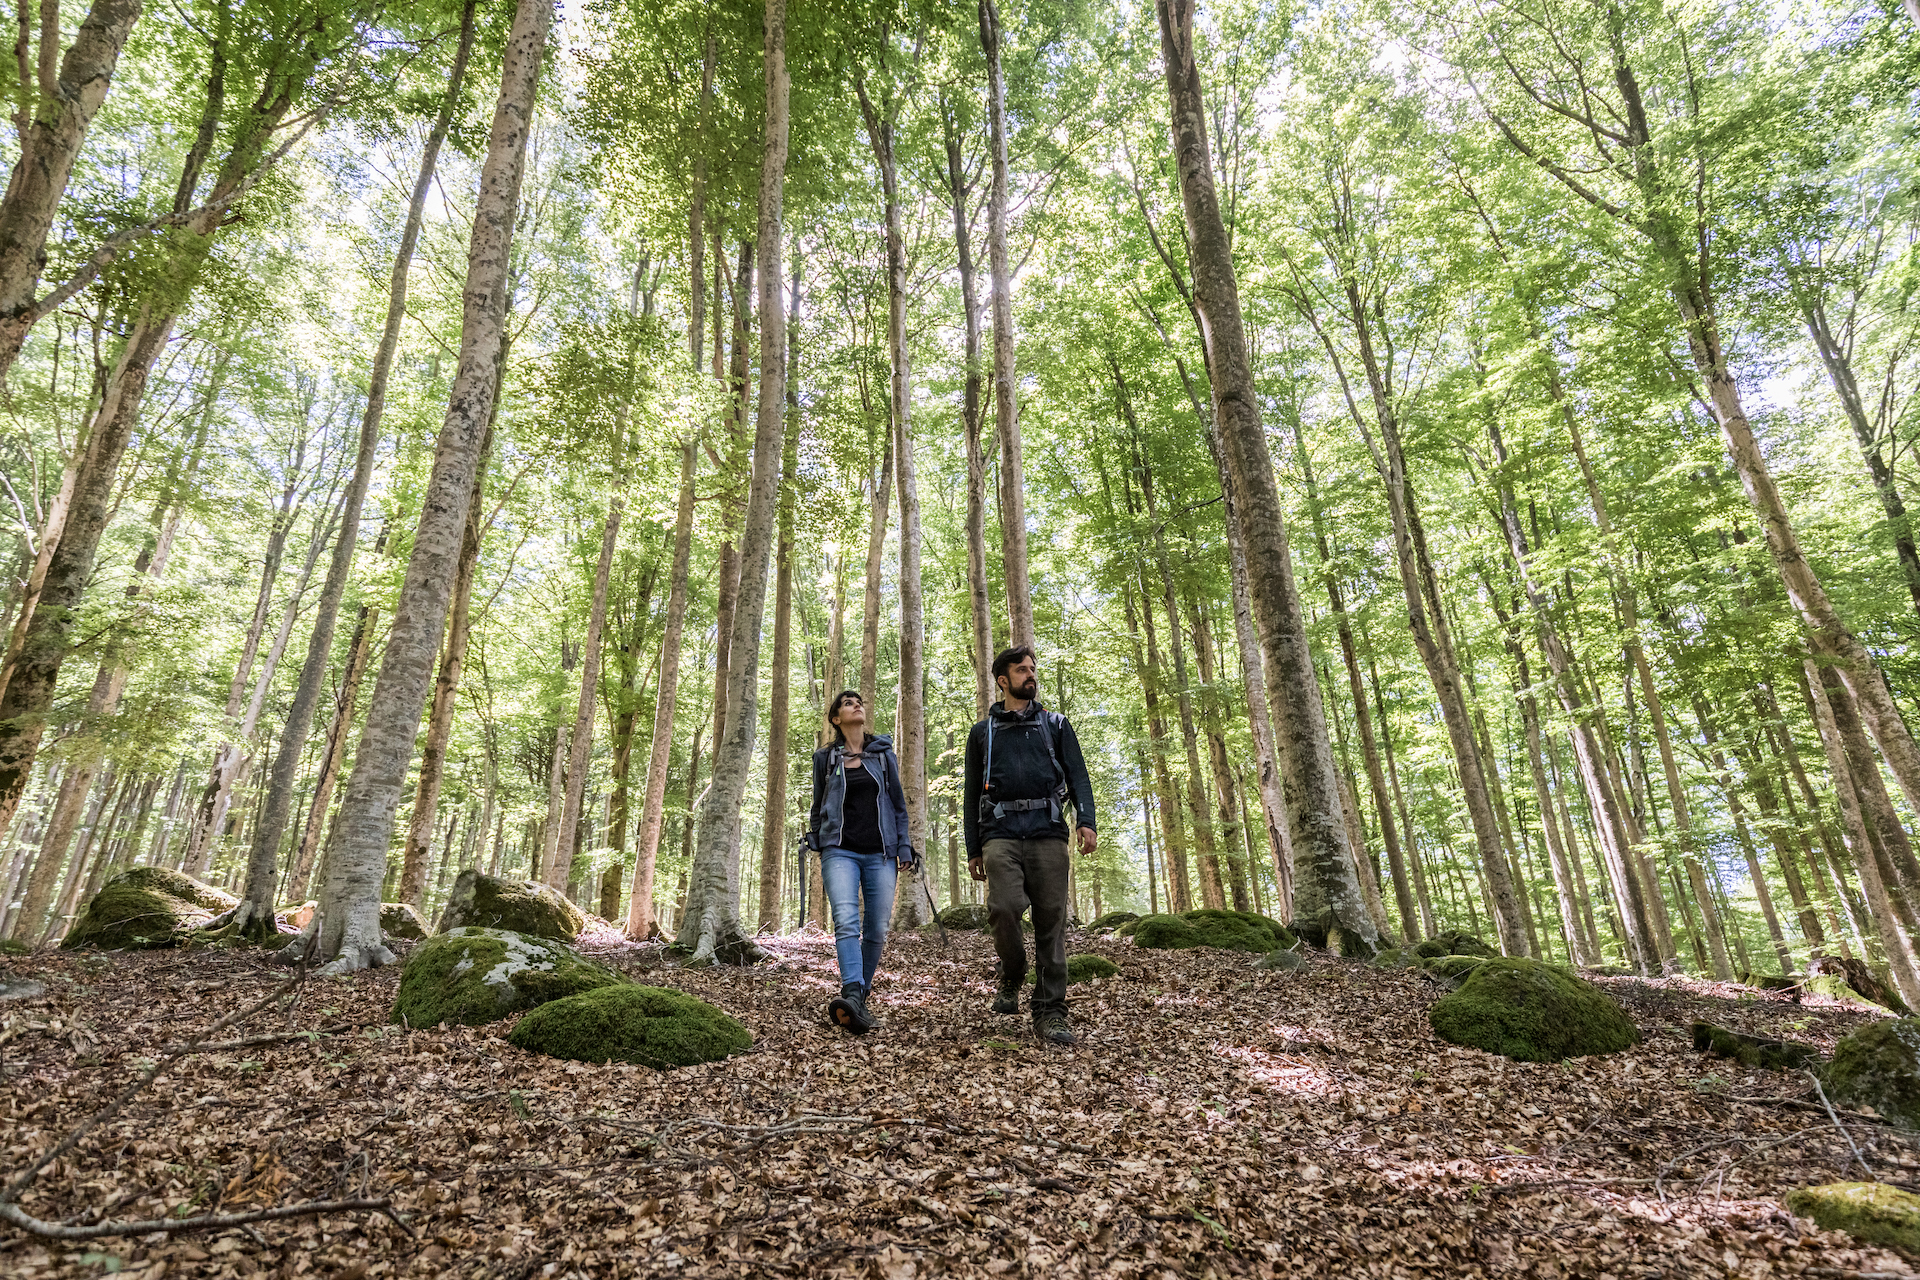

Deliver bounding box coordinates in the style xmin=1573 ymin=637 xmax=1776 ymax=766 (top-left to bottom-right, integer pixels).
xmin=0 ymin=937 xmax=400 ymax=1241
xmin=1808 ymin=1071 xmax=1876 ymax=1181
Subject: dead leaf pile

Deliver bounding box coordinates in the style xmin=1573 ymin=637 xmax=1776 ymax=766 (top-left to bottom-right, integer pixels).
xmin=2 ymin=932 xmax=1918 ymax=1277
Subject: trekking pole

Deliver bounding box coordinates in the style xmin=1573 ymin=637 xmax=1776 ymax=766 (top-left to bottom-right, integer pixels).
xmin=921 ymin=867 xmax=949 ymax=948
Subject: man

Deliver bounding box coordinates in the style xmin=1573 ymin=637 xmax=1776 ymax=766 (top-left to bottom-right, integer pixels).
xmin=964 ymin=645 xmax=1097 ymax=1046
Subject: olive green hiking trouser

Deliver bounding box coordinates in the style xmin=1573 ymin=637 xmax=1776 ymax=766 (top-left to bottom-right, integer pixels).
xmin=982 ymin=836 xmax=1071 ymax=1022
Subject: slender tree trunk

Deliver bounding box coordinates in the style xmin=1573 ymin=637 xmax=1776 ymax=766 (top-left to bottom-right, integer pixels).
xmin=286 ymin=603 xmax=374 ymax=902
xmin=857 ymin=426 xmax=893 ymax=713
xmin=0 ymin=0 xmax=145 ymax=382
xmin=1127 ymin=576 xmax=1190 ymax=912
xmin=757 ymin=264 xmax=802 ymax=933
xmin=678 ymin=0 xmax=786 ymax=965
xmin=295 ymin=0 xmax=549 ymax=974
xmin=944 ymin=103 xmax=994 ymax=716
xmin=979 ymin=0 xmax=1033 ymax=650
xmin=552 ymin=490 xmax=622 ymax=889
xmin=1191 ymin=605 xmax=1250 ymax=911
xmin=712 ymin=239 xmax=753 ymax=757
xmin=1804 ymin=656 xmax=1920 ymax=1009
xmin=626 ymin=439 xmax=696 ymax=940
xmin=398 ymin=428 xmax=489 ymax=908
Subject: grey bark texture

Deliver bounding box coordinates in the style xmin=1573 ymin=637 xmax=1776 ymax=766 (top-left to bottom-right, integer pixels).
xmin=295 ymin=0 xmax=550 ymax=975
xmin=1155 ymin=0 xmax=1374 ymax=955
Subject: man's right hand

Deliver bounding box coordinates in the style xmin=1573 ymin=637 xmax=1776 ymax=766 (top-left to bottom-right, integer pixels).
xmin=968 ymin=857 xmax=985 ymax=882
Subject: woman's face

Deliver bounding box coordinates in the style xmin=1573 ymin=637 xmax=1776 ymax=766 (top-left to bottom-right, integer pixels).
xmin=831 ymin=694 xmax=866 ymax=735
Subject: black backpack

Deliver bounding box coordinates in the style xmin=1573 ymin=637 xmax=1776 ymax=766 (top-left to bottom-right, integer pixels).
xmin=980 ymin=709 xmax=1069 ymax=826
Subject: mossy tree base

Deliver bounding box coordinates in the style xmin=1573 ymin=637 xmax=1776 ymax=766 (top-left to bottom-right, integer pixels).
xmin=1429 ymin=957 xmax=1638 ymax=1063
xmin=507 ymin=984 xmax=751 ymax=1068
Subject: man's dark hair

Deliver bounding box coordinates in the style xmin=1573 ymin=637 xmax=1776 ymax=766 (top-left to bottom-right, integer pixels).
xmin=991 ymin=645 xmax=1037 ymax=686
xmin=826 ymin=689 xmax=862 ymax=744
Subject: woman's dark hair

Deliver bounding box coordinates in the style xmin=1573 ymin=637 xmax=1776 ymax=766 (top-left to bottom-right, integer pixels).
xmin=826 ymin=689 xmax=863 ymax=744
xmin=991 ymin=645 xmax=1037 ymax=686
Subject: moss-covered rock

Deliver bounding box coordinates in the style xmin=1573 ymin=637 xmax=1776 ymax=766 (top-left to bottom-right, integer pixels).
xmin=1741 ymin=972 xmax=1799 ymax=993
xmin=392 ymin=927 xmax=629 ymax=1028
xmin=1413 ymin=930 xmax=1498 ymax=960
xmin=1823 ymin=1019 xmax=1920 ymax=1129
xmin=1088 ymin=911 xmax=1140 ymax=932
xmin=1131 ymin=909 xmax=1295 ymax=954
xmin=1024 ymin=953 xmax=1120 ymax=985
xmin=381 ymin=902 xmax=429 ymax=940
xmin=1691 ymin=1021 xmax=1819 ymax=1071
xmin=937 ymin=903 xmax=990 ymax=931
xmin=1371 ymin=948 xmax=1416 ymax=970
xmin=1421 ymin=954 xmax=1488 ymax=988
xmin=435 ymin=869 xmax=583 ymax=941
xmin=507 ymin=984 xmax=750 ymax=1068
xmin=1429 ymin=957 xmax=1638 ymax=1063
xmin=62 ymin=866 xmax=238 ymax=950
xmin=1786 ymin=1182 xmax=1920 ymax=1252
xmin=1256 ymin=947 xmax=1306 ymax=972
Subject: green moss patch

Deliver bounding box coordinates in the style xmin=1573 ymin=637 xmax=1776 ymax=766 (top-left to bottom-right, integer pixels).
xmin=1786 ymin=1182 xmax=1920 ymax=1252
xmin=1131 ymin=909 xmax=1296 ymax=954
xmin=507 ymin=984 xmax=750 ymax=1068
xmin=63 ymin=866 xmax=237 ymax=950
xmin=435 ymin=869 xmax=583 ymax=941
xmin=1025 ymin=954 xmax=1121 ymax=985
xmin=1256 ymin=948 xmax=1306 ymax=971
xmin=937 ymin=903 xmax=990 ymax=931
xmin=1421 ymin=955 xmax=1487 ymax=988
xmin=1429 ymin=957 xmax=1638 ymax=1063
xmin=1413 ymin=930 xmax=1498 ymax=960
xmin=1691 ymin=1021 xmax=1819 ymax=1071
xmin=392 ymin=927 xmax=629 ymax=1028
xmin=1371 ymin=948 xmax=1416 ymax=970
xmin=1823 ymin=1018 xmax=1920 ymax=1129
xmin=1088 ymin=911 xmax=1139 ymax=932
xmin=1804 ymin=957 xmax=1909 ymax=1015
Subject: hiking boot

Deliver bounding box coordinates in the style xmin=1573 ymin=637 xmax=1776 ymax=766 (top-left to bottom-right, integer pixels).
xmin=991 ymin=978 xmax=1022 ymax=1016
xmin=1035 ymin=1016 xmax=1076 ymax=1046
xmin=828 ymin=982 xmax=875 ymax=1035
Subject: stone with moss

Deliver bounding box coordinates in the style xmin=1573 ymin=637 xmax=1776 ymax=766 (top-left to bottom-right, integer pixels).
xmin=1429 ymin=957 xmax=1638 ymax=1063
xmin=1371 ymin=948 xmax=1416 ymax=970
xmin=1088 ymin=911 xmax=1139 ymax=932
xmin=1786 ymin=1182 xmax=1920 ymax=1251
xmin=1256 ymin=947 xmax=1306 ymax=972
xmin=1691 ymin=1021 xmax=1819 ymax=1071
xmin=1823 ymin=1019 xmax=1920 ymax=1130
xmin=1025 ymin=954 xmax=1120 ymax=985
xmin=381 ymin=903 xmax=429 ymax=940
xmin=507 ymin=984 xmax=750 ymax=1068
xmin=1413 ymin=930 xmax=1498 ymax=960
xmin=937 ymin=903 xmax=990 ymax=931
xmin=434 ymin=869 xmax=583 ymax=941
xmin=63 ymin=866 xmax=238 ymax=950
xmin=392 ymin=927 xmax=629 ymax=1028
xmin=1421 ymin=954 xmax=1487 ymax=988
xmin=1132 ymin=909 xmax=1296 ymax=954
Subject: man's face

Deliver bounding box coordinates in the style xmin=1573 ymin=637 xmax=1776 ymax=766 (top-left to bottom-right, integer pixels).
xmin=1001 ymin=657 xmax=1038 ymax=701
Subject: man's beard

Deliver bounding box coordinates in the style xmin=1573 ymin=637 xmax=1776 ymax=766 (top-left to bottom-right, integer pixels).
xmin=1014 ymin=678 xmax=1038 ymax=700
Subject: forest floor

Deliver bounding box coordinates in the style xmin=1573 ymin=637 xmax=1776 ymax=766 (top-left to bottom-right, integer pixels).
xmin=2 ymin=926 xmax=1919 ymax=1280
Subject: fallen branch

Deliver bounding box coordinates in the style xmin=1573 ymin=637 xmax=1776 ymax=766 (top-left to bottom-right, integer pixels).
xmin=0 ymin=1196 xmax=400 ymax=1242
xmin=0 ymin=939 xmax=401 ymax=1242
xmin=1808 ymin=1070 xmax=1876 ymax=1181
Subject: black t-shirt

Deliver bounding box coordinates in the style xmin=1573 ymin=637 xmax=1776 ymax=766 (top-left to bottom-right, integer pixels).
xmin=840 ymin=761 xmax=884 ymax=854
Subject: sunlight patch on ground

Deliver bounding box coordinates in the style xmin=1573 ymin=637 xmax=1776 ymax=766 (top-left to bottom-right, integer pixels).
xmin=1221 ymin=1044 xmax=1340 ymax=1099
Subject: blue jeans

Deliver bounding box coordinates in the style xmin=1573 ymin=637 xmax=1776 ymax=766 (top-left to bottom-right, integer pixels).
xmin=821 ymin=847 xmax=897 ymax=989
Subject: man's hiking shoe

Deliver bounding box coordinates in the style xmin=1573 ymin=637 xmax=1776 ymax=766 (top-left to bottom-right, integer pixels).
xmin=1036 ymin=1016 xmax=1076 ymax=1046
xmin=828 ymin=983 xmax=875 ymax=1035
xmin=991 ymin=982 xmax=1021 ymax=1016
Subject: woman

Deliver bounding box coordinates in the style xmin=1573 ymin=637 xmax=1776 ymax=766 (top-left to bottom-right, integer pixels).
xmin=806 ymin=689 xmax=915 ymax=1034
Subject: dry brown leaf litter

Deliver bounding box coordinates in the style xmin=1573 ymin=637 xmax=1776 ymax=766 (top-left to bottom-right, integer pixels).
xmin=3 ymin=929 xmax=1919 ymax=1279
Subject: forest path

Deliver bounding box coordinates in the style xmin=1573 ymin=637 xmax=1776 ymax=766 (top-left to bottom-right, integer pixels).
xmin=1 ymin=931 xmax=1916 ymax=1278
